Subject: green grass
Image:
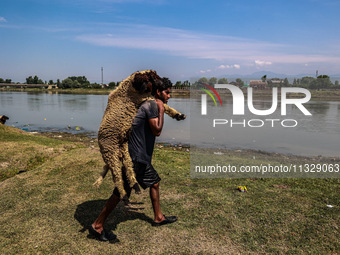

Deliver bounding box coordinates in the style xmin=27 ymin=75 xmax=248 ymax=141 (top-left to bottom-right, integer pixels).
xmin=0 ymin=125 xmax=339 ymax=254
xmin=0 ymin=125 xmax=80 ymax=181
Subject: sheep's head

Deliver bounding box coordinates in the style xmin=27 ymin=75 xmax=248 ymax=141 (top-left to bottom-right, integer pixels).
xmin=131 ymin=70 xmax=161 ymax=94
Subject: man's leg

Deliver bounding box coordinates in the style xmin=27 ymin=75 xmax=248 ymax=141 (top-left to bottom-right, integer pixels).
xmin=136 ymin=163 xmax=177 ymax=226
xmin=149 ymin=182 xmax=165 ymax=222
xmin=91 ymin=167 xmax=132 ymax=234
xmin=149 ymin=181 xmax=178 ymax=226
xmin=92 ymin=192 xmax=120 ymax=233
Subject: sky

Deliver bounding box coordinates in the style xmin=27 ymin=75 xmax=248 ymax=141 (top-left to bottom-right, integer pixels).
xmin=1 ymin=0 xmax=340 ymax=83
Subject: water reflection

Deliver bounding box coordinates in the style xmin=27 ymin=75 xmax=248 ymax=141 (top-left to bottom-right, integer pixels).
xmin=0 ymin=92 xmax=14 ymax=106
xmin=62 ymin=96 xmax=89 ymax=112
xmin=27 ymin=94 xmax=42 ymax=111
xmin=190 ymin=95 xmax=340 ymax=157
xmin=304 ymin=102 xmax=330 ymax=115
xmin=1 ymin=91 xmax=339 ymax=156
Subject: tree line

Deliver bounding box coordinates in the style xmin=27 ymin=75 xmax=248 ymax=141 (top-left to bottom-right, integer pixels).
xmin=0 ymin=75 xmax=189 ymax=89
xmin=0 ymin=75 xmax=114 ymax=89
xmin=0 ymin=78 xmax=12 ymax=84
xmin=193 ymin=75 xmax=340 ymax=90
xmin=1 ymin=74 xmax=339 ymax=90
xmin=291 ymin=75 xmax=339 ymax=89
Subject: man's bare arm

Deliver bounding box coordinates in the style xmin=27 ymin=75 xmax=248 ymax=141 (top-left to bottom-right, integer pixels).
xmin=149 ymin=99 xmax=164 ymax=137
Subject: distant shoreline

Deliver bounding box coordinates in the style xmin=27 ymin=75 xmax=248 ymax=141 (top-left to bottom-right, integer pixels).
xmin=1 ymin=87 xmax=340 ymax=100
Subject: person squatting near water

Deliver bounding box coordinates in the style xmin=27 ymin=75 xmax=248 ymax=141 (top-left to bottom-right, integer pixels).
xmin=0 ymin=115 xmax=9 ymax=125
xmin=89 ymin=76 xmax=180 ymax=242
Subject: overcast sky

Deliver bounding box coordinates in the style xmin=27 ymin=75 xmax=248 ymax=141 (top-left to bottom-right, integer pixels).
xmin=1 ymin=0 xmax=340 ymax=83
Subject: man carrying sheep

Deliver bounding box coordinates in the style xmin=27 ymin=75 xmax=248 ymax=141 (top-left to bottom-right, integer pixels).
xmin=89 ymin=77 xmax=177 ymax=242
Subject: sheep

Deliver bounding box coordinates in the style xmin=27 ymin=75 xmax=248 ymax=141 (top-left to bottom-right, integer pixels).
xmin=94 ymin=70 xmax=185 ymax=199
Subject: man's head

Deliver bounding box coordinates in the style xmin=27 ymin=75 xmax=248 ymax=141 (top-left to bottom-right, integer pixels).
xmin=152 ymin=77 xmax=172 ymax=104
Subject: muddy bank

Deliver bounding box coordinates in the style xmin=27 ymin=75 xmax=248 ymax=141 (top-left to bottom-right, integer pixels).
xmin=37 ymin=131 xmax=339 ymax=164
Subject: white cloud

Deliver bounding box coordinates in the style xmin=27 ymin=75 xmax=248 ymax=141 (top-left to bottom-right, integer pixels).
xmin=0 ymin=17 xmax=7 ymax=23
xmin=75 ymin=23 xmax=340 ymax=65
xmin=255 ymin=60 xmax=272 ymax=67
xmin=200 ymin=69 xmax=211 ymax=74
xmin=76 ymin=23 xmax=284 ymax=60
xmin=218 ymin=64 xmax=240 ymax=69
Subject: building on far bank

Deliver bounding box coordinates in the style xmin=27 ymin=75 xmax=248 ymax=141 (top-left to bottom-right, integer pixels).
xmin=268 ymin=78 xmax=283 ymax=87
xmin=249 ymin=80 xmax=267 ymax=89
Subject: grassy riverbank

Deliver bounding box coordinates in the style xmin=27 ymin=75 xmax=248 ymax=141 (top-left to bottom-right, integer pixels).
xmin=0 ymin=125 xmax=339 ymax=254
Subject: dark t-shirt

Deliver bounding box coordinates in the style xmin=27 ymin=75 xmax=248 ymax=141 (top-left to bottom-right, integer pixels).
xmin=128 ymin=100 xmax=158 ymax=164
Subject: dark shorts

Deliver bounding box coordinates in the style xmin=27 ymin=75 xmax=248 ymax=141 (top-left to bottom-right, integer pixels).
xmin=113 ymin=162 xmax=161 ymax=198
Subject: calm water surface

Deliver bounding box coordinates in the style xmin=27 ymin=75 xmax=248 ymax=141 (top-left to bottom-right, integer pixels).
xmin=0 ymin=91 xmax=339 ymax=157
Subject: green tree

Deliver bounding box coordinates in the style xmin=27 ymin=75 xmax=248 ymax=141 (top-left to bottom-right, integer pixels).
xmin=73 ymin=80 xmax=81 ymax=88
xmin=26 ymin=75 xmax=43 ymax=84
xmin=335 ymin=80 xmax=339 ymax=86
xmin=60 ymin=76 xmax=90 ymax=88
xmin=194 ymin=77 xmax=209 ymax=88
xmin=26 ymin=76 xmax=34 ymax=84
xmin=311 ymin=75 xmax=332 ymax=89
xmin=33 ymin=75 xmax=39 ymax=84
xmin=218 ymin=78 xmax=228 ymax=84
xmin=175 ymin=81 xmax=182 ymax=88
xmin=48 ymin=80 xmax=54 ymax=85
xmin=300 ymin=76 xmax=315 ymax=88
xmin=236 ymin=78 xmax=244 ymax=86
xmin=91 ymin=83 xmax=102 ymax=89
xmin=198 ymin=77 xmax=208 ymax=84
xmin=261 ymin=75 xmax=267 ymax=82
xmin=283 ymin=78 xmax=289 ymax=87
xmin=183 ymin=80 xmax=190 ymax=87
xmin=67 ymin=76 xmax=90 ymax=88
xmin=108 ymin=82 xmax=116 ymax=88
xmin=5 ymin=79 xmax=12 ymax=84
xmin=61 ymin=78 xmax=74 ymax=89
xmin=208 ymin=77 xmax=217 ymax=86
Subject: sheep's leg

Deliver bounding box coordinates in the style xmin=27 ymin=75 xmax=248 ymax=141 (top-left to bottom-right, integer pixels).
xmin=121 ymin=141 xmax=141 ymax=194
xmin=164 ymin=104 xmax=186 ymax=121
xmin=101 ymin=145 xmax=127 ymax=199
xmin=93 ymin=164 xmax=109 ymax=188
xmin=145 ymin=98 xmax=185 ymax=121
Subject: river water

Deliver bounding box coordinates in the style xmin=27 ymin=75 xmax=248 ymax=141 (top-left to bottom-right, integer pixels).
xmin=0 ymin=91 xmax=339 ymax=157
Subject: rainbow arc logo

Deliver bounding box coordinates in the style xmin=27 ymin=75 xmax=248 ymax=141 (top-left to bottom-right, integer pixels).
xmin=199 ymin=83 xmax=223 ymax=106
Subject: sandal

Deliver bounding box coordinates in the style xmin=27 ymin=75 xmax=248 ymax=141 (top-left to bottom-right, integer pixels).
xmin=152 ymin=215 xmax=177 ymax=227
xmin=89 ymin=225 xmax=117 ymax=242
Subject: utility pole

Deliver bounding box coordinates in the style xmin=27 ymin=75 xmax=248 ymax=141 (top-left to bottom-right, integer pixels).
xmin=316 ymin=70 xmax=318 ymax=78
xmin=101 ymin=67 xmax=104 ymax=85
